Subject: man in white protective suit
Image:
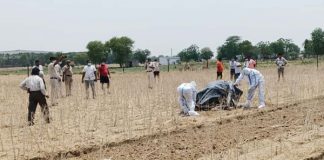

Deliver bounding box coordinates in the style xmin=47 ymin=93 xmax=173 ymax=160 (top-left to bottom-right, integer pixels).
xmin=177 ymin=81 xmax=200 ymax=116
xmin=234 ymin=68 xmax=266 ymax=109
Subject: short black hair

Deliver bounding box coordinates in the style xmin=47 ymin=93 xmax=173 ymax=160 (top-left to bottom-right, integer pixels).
xmin=86 ymin=60 xmax=91 ymax=63
xmin=218 ymin=57 xmax=222 ymax=61
xmin=31 ymin=67 xmax=40 ymax=76
xmin=49 ymin=57 xmax=56 ymax=61
xmin=154 ymin=59 xmax=158 ymax=61
xmin=35 ymin=60 xmax=39 ymax=63
xmin=147 ymin=58 xmax=151 ymax=61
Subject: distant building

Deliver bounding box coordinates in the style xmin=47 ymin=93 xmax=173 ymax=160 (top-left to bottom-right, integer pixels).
xmin=159 ymin=56 xmax=180 ymax=65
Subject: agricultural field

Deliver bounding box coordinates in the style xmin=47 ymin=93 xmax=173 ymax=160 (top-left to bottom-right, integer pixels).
xmin=0 ymin=62 xmax=324 ymax=160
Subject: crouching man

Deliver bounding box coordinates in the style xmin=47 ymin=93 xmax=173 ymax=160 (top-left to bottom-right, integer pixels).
xmin=234 ymin=68 xmax=266 ymax=109
xmin=20 ymin=68 xmax=50 ymax=126
xmin=177 ymin=81 xmax=199 ymax=116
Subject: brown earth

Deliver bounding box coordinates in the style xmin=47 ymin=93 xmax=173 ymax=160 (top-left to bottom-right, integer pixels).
xmin=64 ymin=95 xmax=324 ymax=160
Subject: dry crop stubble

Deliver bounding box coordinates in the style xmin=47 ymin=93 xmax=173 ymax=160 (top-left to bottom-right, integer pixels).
xmin=0 ymin=64 xmax=323 ymax=159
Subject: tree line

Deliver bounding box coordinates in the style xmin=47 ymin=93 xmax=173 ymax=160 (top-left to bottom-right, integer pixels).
xmin=178 ymin=28 xmax=324 ymax=63
xmin=0 ymin=28 xmax=323 ymax=68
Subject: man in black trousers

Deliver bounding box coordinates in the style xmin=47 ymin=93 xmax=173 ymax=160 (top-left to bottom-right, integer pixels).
xmin=20 ymin=67 xmax=50 ymax=126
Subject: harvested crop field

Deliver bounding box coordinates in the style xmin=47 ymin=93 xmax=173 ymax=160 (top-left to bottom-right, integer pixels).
xmin=0 ymin=64 xmax=324 ymax=160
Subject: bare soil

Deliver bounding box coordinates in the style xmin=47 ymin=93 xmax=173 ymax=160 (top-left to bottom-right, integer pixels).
xmin=64 ymin=96 xmax=324 ymax=160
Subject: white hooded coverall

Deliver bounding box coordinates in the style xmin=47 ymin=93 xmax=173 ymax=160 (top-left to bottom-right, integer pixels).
xmin=234 ymin=68 xmax=265 ymax=108
xmin=177 ymin=81 xmax=199 ymax=116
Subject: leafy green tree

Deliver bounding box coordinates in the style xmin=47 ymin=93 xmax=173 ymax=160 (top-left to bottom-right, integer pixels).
xmin=239 ymin=40 xmax=253 ymax=58
xmin=86 ymin=41 xmax=105 ymax=64
xmin=256 ymin=41 xmax=272 ymax=59
xmin=217 ymin=36 xmax=241 ymax=59
xmin=303 ymin=39 xmax=314 ymax=58
xmin=311 ymin=28 xmax=324 ymax=68
xmin=74 ymin=52 xmax=89 ymax=65
xmin=178 ymin=44 xmax=200 ymax=62
xmin=105 ymin=36 xmax=134 ymax=68
xmin=200 ymin=47 xmax=213 ymax=68
xmin=133 ymin=49 xmax=151 ymax=63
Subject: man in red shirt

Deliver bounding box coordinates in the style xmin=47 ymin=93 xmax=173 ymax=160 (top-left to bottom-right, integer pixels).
xmin=216 ymin=58 xmax=224 ymax=79
xmin=98 ymin=60 xmax=111 ymax=94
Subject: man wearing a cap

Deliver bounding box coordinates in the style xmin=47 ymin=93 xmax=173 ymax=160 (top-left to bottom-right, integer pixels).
xmin=20 ymin=68 xmax=50 ymax=126
xmin=177 ymin=81 xmax=199 ymax=116
xmin=62 ymin=60 xmax=73 ymax=96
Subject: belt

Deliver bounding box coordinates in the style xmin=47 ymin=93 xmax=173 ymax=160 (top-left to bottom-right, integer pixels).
xmin=50 ymin=77 xmax=57 ymax=79
xmin=65 ymin=75 xmax=72 ymax=77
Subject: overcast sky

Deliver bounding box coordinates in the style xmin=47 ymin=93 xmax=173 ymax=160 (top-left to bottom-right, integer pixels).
xmin=0 ymin=0 xmax=323 ymax=55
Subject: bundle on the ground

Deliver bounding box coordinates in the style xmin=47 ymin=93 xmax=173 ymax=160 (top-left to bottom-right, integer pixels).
xmin=196 ymin=80 xmax=243 ymax=110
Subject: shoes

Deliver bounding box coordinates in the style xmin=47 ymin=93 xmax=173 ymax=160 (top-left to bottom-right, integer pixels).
xmin=258 ymin=105 xmax=266 ymax=109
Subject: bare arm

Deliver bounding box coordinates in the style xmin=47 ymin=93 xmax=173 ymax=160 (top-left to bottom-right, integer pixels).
xmin=81 ymin=72 xmax=85 ymax=83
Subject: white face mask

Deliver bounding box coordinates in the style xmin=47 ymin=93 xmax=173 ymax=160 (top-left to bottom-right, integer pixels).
xmin=87 ymin=63 xmax=91 ymax=66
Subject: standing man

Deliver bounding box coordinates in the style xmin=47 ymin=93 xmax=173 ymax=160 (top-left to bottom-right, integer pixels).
xmin=82 ymin=60 xmax=97 ymax=99
xmin=234 ymin=58 xmax=242 ymax=81
xmin=48 ymin=56 xmax=64 ymax=106
xmin=275 ymin=53 xmax=288 ymax=81
xmin=153 ymin=59 xmax=160 ymax=83
xmin=229 ymin=58 xmax=236 ymax=80
xmin=20 ymin=68 xmax=50 ymax=126
xmin=144 ymin=58 xmax=155 ymax=89
xmin=33 ymin=60 xmax=44 ymax=78
xmin=55 ymin=62 xmax=64 ymax=98
xmin=216 ymin=58 xmax=224 ymax=80
xmin=98 ymin=60 xmax=111 ymax=94
xmin=62 ymin=60 xmax=73 ymax=96
xmin=177 ymin=81 xmax=199 ymax=116
xmin=234 ymin=68 xmax=266 ymax=109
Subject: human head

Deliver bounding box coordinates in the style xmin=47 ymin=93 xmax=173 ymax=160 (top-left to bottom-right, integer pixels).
xmin=101 ymin=59 xmax=106 ymax=65
xmin=66 ymin=60 xmax=71 ymax=65
xmin=154 ymin=59 xmax=158 ymax=62
xmin=31 ymin=67 xmax=40 ymax=76
xmin=147 ymin=58 xmax=151 ymax=62
xmin=218 ymin=57 xmax=222 ymax=61
xmin=49 ymin=57 xmax=56 ymax=62
xmin=278 ymin=53 xmax=283 ymax=58
xmin=86 ymin=60 xmax=91 ymax=65
xmin=35 ymin=60 xmax=40 ymax=66
xmin=234 ymin=57 xmax=238 ymax=61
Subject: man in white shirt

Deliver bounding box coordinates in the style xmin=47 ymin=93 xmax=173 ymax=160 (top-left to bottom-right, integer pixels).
xmin=33 ymin=60 xmax=44 ymax=78
xmin=55 ymin=62 xmax=64 ymax=98
xmin=153 ymin=59 xmax=160 ymax=83
xmin=144 ymin=58 xmax=155 ymax=89
xmin=177 ymin=81 xmax=199 ymax=116
xmin=275 ymin=53 xmax=288 ymax=81
xmin=48 ymin=56 xmax=65 ymax=106
xmin=82 ymin=60 xmax=97 ymax=99
xmin=20 ymin=68 xmax=50 ymax=126
xmin=234 ymin=58 xmax=242 ymax=81
xmin=229 ymin=58 xmax=236 ymax=80
xmin=234 ymin=68 xmax=265 ymax=109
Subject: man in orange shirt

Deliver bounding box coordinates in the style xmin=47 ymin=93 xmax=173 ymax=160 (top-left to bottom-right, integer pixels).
xmin=216 ymin=58 xmax=224 ymax=80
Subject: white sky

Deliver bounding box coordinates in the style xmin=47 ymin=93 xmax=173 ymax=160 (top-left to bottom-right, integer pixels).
xmin=0 ymin=0 xmax=323 ymax=56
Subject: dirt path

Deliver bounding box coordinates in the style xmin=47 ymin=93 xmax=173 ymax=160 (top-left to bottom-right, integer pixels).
xmin=62 ymin=96 xmax=324 ymax=160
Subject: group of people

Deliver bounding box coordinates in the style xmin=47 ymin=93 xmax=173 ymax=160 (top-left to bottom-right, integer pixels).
xmin=20 ymin=56 xmax=111 ymax=126
xmin=144 ymin=58 xmax=160 ymax=89
xmin=178 ymin=54 xmax=288 ymax=116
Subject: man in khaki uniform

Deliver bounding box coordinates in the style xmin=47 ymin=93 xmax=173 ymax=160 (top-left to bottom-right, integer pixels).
xmin=48 ymin=56 xmax=64 ymax=106
xmin=62 ymin=60 xmax=73 ymax=96
xmin=144 ymin=58 xmax=155 ymax=89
